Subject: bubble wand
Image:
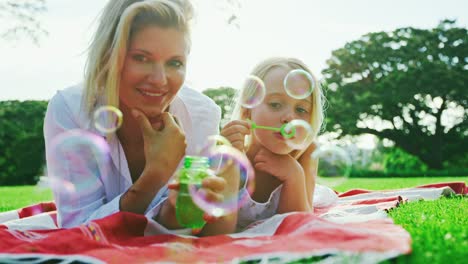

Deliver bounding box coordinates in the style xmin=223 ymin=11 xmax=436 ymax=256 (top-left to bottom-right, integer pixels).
xmin=249 ymin=120 xmax=296 ymax=139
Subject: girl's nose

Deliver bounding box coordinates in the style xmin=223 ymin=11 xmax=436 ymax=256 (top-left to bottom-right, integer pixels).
xmin=148 ymin=63 xmax=168 ymax=86
xmin=280 ymin=110 xmax=294 ymax=124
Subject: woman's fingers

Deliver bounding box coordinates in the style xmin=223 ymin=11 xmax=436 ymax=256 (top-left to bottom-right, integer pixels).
xmin=203 ymin=213 xmax=219 ymax=223
xmin=198 ymin=189 xmax=224 ymax=202
xmin=168 ymin=181 xmax=180 ymax=191
xmin=160 ymin=112 xmax=178 ymax=129
xmin=132 ymin=109 xmax=154 ymax=135
xmin=201 ymin=176 xmax=226 ymax=192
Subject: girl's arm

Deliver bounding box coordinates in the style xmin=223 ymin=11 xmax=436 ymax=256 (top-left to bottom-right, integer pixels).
xmin=297 ymin=142 xmax=318 ymax=210
xmin=277 ymin=170 xmax=311 ymax=213
xmin=253 ymin=148 xmax=312 ymax=213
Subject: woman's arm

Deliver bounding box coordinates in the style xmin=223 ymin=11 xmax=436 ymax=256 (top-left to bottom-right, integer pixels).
xmin=44 ymin=90 xmax=120 ymax=227
xmin=120 ymin=110 xmax=186 ymax=214
xmin=198 ymin=162 xmax=240 ymax=236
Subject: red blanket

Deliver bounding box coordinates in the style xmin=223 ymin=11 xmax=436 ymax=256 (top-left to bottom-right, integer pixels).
xmin=0 ymin=182 xmax=465 ymax=263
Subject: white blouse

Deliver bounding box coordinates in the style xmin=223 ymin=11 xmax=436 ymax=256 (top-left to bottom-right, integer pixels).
xmin=236 ymin=184 xmax=338 ymax=231
xmin=44 ymin=84 xmax=221 ymax=228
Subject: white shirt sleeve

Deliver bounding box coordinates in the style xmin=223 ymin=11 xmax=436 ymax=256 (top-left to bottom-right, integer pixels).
xmin=44 ymin=91 xmax=122 ymax=228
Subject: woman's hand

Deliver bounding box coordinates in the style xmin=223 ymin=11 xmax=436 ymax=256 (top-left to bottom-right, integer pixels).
xmin=158 ymin=176 xmax=227 ymax=232
xmin=132 ymin=109 xmax=186 ymax=181
xmin=220 ymin=120 xmax=251 ymax=152
xmin=253 ymin=147 xmax=305 ymax=183
xmin=167 ymin=176 xmax=227 ymax=208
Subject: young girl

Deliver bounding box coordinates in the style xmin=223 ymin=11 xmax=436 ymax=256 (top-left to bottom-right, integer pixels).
xmin=221 ymin=57 xmax=326 ymax=230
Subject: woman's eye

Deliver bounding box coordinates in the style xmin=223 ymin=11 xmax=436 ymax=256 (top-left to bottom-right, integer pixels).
xmin=133 ymin=54 xmax=148 ymax=63
xmin=168 ymin=60 xmax=184 ymax=68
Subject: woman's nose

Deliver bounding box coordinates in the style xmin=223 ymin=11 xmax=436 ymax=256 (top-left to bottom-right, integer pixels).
xmin=148 ymin=63 xmax=168 ymax=86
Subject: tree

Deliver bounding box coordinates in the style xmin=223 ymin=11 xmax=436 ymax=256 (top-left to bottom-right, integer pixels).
xmin=0 ymin=0 xmax=48 ymax=43
xmin=203 ymin=87 xmax=237 ymax=125
xmin=322 ymin=20 xmax=467 ymax=169
xmin=0 ymin=0 xmax=241 ymax=44
xmin=0 ymin=100 xmax=48 ymax=185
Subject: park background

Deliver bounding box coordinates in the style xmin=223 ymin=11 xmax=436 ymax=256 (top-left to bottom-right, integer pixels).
xmin=0 ymin=1 xmax=466 ymax=263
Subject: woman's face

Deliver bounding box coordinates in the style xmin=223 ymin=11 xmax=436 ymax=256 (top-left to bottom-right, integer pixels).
xmin=120 ymin=25 xmax=188 ymax=123
xmin=250 ymin=66 xmax=313 ymax=154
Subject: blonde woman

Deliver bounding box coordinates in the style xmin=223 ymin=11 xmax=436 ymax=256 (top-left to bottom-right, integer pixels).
xmin=221 ymin=57 xmax=329 ymax=230
xmin=44 ymin=0 xmax=237 ymax=236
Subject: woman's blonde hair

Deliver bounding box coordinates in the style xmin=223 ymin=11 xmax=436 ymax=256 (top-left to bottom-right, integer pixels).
xmin=82 ymin=0 xmax=193 ymax=117
xmin=230 ymin=57 xmax=325 ymax=156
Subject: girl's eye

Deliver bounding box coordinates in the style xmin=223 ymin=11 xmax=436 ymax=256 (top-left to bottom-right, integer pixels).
xmin=268 ymin=102 xmax=282 ymax=109
xmin=296 ymin=107 xmax=309 ymax=114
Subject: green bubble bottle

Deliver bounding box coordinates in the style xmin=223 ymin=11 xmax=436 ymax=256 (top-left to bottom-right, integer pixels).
xmin=175 ymin=155 xmax=209 ymax=229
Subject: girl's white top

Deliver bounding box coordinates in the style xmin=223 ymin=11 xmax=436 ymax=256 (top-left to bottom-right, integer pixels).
xmin=44 ymin=84 xmax=221 ymax=228
xmin=237 ymin=184 xmax=338 ymax=231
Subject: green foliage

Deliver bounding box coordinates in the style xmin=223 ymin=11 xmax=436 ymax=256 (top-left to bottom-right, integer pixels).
xmin=322 ymin=20 xmax=468 ymax=169
xmin=203 ymin=87 xmax=237 ymax=125
xmin=383 ymin=147 xmax=428 ymax=172
xmin=0 ymin=100 xmax=48 ymax=185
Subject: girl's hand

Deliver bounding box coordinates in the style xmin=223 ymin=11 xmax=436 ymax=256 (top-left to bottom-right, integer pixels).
xmin=254 ymin=147 xmax=305 ymax=183
xmin=132 ymin=109 xmax=186 ymax=181
xmin=221 ymin=120 xmax=251 ymax=152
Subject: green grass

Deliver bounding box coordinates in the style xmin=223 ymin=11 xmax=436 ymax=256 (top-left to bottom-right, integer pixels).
xmin=0 ymin=177 xmax=467 ymax=263
xmin=0 ymin=185 xmax=52 ymax=212
xmin=333 ymin=176 xmax=468 ymax=192
xmin=387 ymin=196 xmax=467 ymax=263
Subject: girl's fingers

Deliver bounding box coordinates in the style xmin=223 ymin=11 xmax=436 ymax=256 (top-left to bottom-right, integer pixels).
xmin=232 ymin=141 xmax=245 ymax=151
xmin=226 ymin=132 xmax=247 ymax=143
xmin=221 ymin=124 xmax=250 ymax=137
xmin=223 ymin=120 xmax=251 ymax=129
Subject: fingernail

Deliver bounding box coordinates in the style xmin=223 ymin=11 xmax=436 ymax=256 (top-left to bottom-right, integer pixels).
xmin=167 ymin=182 xmax=180 ymax=190
xmin=191 ymin=228 xmax=202 ymax=235
xmin=203 ymin=214 xmax=218 ymax=223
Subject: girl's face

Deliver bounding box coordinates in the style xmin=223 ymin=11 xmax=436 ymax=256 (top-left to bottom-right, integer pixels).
xmin=250 ymin=66 xmax=313 ymax=154
xmin=119 ymin=25 xmax=188 ymax=123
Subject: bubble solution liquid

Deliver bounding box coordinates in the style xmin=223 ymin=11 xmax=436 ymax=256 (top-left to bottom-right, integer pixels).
xmin=175 ymin=156 xmax=210 ymax=229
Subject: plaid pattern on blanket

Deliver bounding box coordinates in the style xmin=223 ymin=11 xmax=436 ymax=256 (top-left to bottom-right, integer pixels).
xmin=0 ymin=182 xmax=465 ymax=263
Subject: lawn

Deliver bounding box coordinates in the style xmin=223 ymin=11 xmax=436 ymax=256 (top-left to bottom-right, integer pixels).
xmin=1 ymin=176 xmax=467 ymax=263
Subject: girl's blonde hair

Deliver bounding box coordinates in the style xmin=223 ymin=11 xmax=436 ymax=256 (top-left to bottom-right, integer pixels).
xmin=231 ymin=57 xmax=325 ymax=156
xmin=82 ymin=0 xmax=193 ymax=117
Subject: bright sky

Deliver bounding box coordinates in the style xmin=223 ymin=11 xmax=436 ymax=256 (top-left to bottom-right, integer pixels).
xmin=0 ymin=0 xmax=466 ymax=101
